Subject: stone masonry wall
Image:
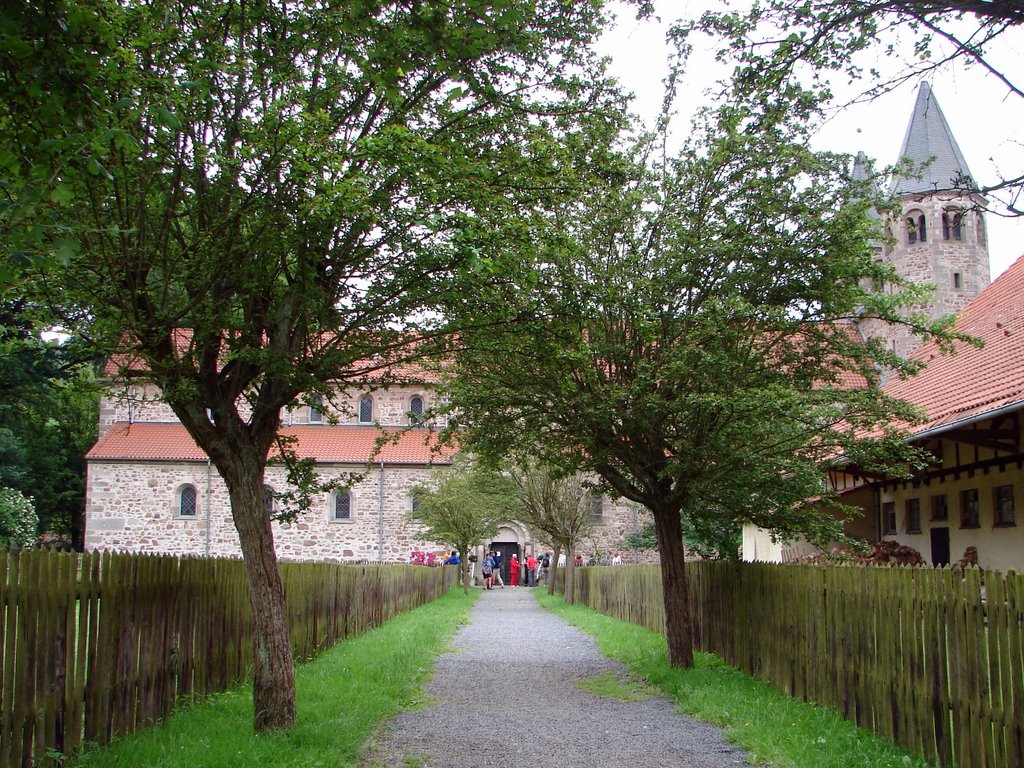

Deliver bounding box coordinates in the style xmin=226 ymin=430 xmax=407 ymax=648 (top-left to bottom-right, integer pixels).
xmin=861 ymin=193 xmax=990 ymax=361
xmin=85 ymin=458 xmax=655 ymax=564
xmin=100 ymin=383 xmax=445 ymax=433
xmin=85 ymin=460 xmax=446 ymax=561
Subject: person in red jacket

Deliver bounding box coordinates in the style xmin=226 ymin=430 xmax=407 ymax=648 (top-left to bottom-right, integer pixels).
xmin=509 ymin=553 xmax=520 ymax=586
xmin=525 ymin=553 xmax=538 ymax=587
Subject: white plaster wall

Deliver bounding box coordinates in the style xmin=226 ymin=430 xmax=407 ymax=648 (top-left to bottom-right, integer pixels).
xmin=879 ymin=462 xmax=1024 ymax=572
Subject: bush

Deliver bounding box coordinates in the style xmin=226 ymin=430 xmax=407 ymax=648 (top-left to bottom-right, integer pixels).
xmin=0 ymin=487 xmax=38 ymax=547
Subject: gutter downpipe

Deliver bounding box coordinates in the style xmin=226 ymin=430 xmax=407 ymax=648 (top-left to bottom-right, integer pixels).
xmin=205 ymin=457 xmax=212 ymax=556
xmin=378 ymin=460 xmax=385 ymax=562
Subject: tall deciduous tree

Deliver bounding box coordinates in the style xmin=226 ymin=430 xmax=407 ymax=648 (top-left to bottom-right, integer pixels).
xmin=23 ymin=0 xmax=625 ymax=730
xmin=505 ymin=461 xmax=593 ymax=603
xmin=444 ymin=95 xmax=957 ymax=667
xmin=410 ymin=460 xmax=510 ymax=593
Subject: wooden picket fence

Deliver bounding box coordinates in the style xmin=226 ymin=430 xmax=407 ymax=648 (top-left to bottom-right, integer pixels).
xmin=570 ymin=562 xmax=1024 ymax=768
xmin=0 ymin=549 xmax=456 ymax=768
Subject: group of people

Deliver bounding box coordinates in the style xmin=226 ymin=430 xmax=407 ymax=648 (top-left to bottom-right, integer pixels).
xmin=445 ymin=547 xmax=626 ymax=589
xmin=480 ymin=550 xmax=552 ymax=589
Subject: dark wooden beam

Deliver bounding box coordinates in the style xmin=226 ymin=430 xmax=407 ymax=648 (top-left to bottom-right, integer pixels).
xmin=937 ymin=427 xmax=1017 ymax=453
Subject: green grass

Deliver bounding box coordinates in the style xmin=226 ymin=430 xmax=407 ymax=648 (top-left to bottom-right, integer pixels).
xmin=575 ymin=671 xmax=658 ymax=702
xmin=535 ymin=591 xmax=934 ymax=768
xmin=72 ymin=588 xmax=478 ymax=768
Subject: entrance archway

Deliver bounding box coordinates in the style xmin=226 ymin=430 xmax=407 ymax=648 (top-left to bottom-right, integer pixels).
xmin=483 ymin=522 xmax=530 ymax=586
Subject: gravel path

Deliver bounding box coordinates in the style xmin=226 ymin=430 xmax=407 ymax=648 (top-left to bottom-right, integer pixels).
xmin=362 ymin=586 xmax=756 ymax=767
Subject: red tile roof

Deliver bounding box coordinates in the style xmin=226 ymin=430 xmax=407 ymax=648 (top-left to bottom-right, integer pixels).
xmin=87 ymin=423 xmax=455 ymax=465
xmin=101 ymin=329 xmax=443 ymax=384
xmin=884 ymin=254 xmax=1024 ymax=434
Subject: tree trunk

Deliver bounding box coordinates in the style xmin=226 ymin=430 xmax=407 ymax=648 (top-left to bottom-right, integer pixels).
xmin=459 ymin=539 xmax=471 ymax=594
xmin=564 ymin=543 xmax=575 ymax=604
xmin=548 ymin=544 xmax=561 ymax=596
xmin=652 ymin=508 xmax=694 ymax=668
xmin=222 ymin=464 xmax=296 ymax=731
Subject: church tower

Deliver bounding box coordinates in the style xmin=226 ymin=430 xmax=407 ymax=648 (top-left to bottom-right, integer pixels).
xmin=860 ymin=82 xmax=991 ymax=360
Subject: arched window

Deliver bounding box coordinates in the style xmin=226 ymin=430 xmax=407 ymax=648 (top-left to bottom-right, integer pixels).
xmin=333 ymin=490 xmax=352 ymax=521
xmin=906 ymin=211 xmax=926 ymax=244
xmin=942 ymin=209 xmax=962 ymax=241
xmin=409 ymin=395 xmax=424 ymax=426
xmin=871 ymin=258 xmax=884 ymax=292
xmin=976 ymin=211 xmax=986 ymax=246
xmin=309 ymin=395 xmax=324 ymax=423
xmin=264 ymin=485 xmax=275 ymax=517
xmin=358 ymin=394 xmax=373 ymax=424
xmin=178 ymin=484 xmax=198 ymax=517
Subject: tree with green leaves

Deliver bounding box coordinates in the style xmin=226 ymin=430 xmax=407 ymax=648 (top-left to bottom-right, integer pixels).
xmin=0 ymin=299 xmax=98 ymax=545
xmin=0 ymin=487 xmax=38 ymax=548
xmin=625 ymin=516 xmax=742 ymax=562
xmin=689 ymin=0 xmax=1024 ymax=214
xmin=443 ymin=92 xmax=957 ymax=667
xmin=0 ymin=0 xmax=122 ymax=281
xmin=18 ymin=0 xmax=625 ymax=731
xmin=409 ymin=461 xmax=510 ymax=594
xmin=505 ymin=461 xmax=594 ymax=603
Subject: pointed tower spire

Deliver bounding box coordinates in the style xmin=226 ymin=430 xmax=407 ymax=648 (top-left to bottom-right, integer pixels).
xmin=850 ymin=150 xmax=873 ymax=184
xmin=850 ymin=151 xmax=881 ymax=223
xmin=891 ymin=82 xmax=976 ymax=195
xmin=858 ymin=82 xmax=990 ymax=364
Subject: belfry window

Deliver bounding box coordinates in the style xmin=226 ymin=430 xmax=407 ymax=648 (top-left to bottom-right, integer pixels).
xmin=942 ymin=209 xmax=962 ymax=241
xmin=906 ymin=211 xmax=926 ymax=244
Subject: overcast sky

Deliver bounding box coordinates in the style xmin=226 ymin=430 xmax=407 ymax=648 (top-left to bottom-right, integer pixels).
xmin=596 ymin=0 xmax=1024 ymax=280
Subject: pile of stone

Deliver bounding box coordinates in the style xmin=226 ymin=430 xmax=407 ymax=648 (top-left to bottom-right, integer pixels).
xmin=791 ymin=540 xmax=926 ymax=567
xmin=858 ymin=540 xmax=926 ymax=566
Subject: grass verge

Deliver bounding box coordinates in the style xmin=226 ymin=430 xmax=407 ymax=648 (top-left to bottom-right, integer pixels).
xmin=535 ymin=591 xmax=934 ymax=768
xmin=72 ymin=587 xmax=478 ymax=768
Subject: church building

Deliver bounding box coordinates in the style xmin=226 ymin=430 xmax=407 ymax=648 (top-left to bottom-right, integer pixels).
xmin=744 ymin=83 xmax=1024 ymax=572
xmin=84 ymin=370 xmax=644 ymax=565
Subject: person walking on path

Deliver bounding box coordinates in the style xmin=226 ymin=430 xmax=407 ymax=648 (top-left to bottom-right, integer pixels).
xmin=481 ymin=553 xmax=494 ymax=589
xmin=509 ymin=553 xmax=520 ymax=587
xmin=364 ymin=588 xmax=754 ymax=767
xmin=538 ymin=552 xmax=550 ymax=586
xmin=491 ymin=550 xmax=505 ymax=588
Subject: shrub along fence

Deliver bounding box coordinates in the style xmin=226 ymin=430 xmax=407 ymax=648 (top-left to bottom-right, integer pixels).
xmin=570 ymin=562 xmax=1023 ymax=768
xmin=0 ymin=548 xmax=457 ymax=768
